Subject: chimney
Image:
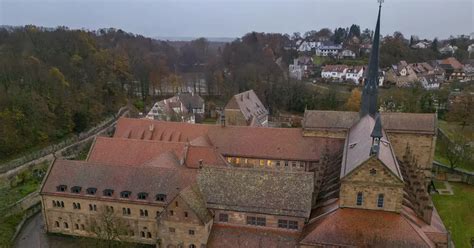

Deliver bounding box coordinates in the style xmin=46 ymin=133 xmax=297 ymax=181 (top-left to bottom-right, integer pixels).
xmin=220 ymin=112 xmax=226 ymax=127
xmin=198 ymin=159 xmax=203 ymax=169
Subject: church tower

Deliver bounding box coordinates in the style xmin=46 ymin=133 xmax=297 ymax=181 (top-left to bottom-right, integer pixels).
xmin=360 ymin=0 xmax=383 ymax=117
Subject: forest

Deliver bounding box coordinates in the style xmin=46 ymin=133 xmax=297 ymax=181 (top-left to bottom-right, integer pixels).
xmin=0 ymin=25 xmax=470 ymax=159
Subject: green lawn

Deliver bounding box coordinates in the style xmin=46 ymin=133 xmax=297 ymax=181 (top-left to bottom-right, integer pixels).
xmin=202 ymin=118 xmax=218 ymax=124
xmin=433 ymin=180 xmax=446 ymax=190
xmin=438 ymin=120 xmax=474 ymax=142
xmin=432 ymin=182 xmax=474 ymax=248
xmin=434 ymin=140 xmax=474 ymax=172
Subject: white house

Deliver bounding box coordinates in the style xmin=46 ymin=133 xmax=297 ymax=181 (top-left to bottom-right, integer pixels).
xmin=439 ymin=45 xmax=458 ymax=55
xmin=321 ymin=65 xmax=349 ymax=81
xmin=146 ymin=92 xmax=205 ymax=123
xmin=338 ymin=49 xmax=357 ymax=59
xmin=412 ymin=41 xmax=430 ymax=49
xmin=289 ymin=60 xmax=304 ymax=80
xmin=315 ymin=43 xmax=343 ymax=57
xmin=420 ymin=75 xmax=441 ymax=90
xmin=345 ymin=66 xmax=365 ymax=84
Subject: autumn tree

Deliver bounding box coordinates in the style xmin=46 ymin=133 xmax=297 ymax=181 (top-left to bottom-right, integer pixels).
xmin=446 ymin=93 xmax=474 ymax=129
xmin=345 ymin=88 xmax=361 ymax=111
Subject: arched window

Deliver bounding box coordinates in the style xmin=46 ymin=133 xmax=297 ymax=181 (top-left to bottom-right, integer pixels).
xmin=55 ymin=221 xmax=59 ymax=227
xmin=377 ymin=194 xmax=384 ymax=208
xmin=64 ymin=222 xmax=69 ymax=229
xmin=189 ymin=244 xmax=196 ymax=248
xmin=356 ymin=192 xmax=363 ymax=206
xmin=140 ymin=231 xmax=145 ymax=237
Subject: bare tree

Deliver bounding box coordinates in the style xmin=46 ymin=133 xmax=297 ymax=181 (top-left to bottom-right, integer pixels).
xmin=89 ymin=206 xmax=133 ymax=248
xmin=439 ymin=134 xmax=472 ymax=170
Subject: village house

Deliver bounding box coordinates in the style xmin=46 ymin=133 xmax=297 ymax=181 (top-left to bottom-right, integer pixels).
xmin=435 ymin=57 xmax=465 ymax=81
xmin=315 ymin=42 xmax=343 ymax=57
xmin=338 ymin=49 xmax=357 ymax=59
xmin=412 ymin=41 xmax=430 ymax=49
xmin=40 ymin=3 xmax=449 ymax=248
xmin=321 ymin=64 xmax=348 ymax=81
xmin=223 ymin=90 xmax=269 ymax=127
xmin=439 ymin=44 xmax=458 ymax=55
xmin=345 ymin=66 xmax=365 ymax=84
xmin=289 ymin=56 xmax=314 ymax=80
xmin=384 ymin=60 xmax=419 ymax=87
xmin=146 ymin=93 xmax=205 ymax=123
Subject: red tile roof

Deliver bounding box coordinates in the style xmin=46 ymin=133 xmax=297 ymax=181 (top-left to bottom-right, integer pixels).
xmin=300 ymin=207 xmax=435 ymax=247
xmin=88 ymin=137 xmax=186 ymax=166
xmin=113 ymin=118 xmax=344 ymax=161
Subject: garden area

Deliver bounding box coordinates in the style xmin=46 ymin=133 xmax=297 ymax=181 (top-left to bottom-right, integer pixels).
xmin=0 ymin=162 xmax=48 ymax=246
xmin=432 ymin=182 xmax=474 ymax=248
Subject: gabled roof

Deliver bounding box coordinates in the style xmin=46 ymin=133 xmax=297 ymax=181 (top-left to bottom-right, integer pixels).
xmin=198 ymin=167 xmax=314 ymax=218
xmin=41 ymin=160 xmax=196 ymax=205
xmin=177 ymin=92 xmax=204 ymax=109
xmin=322 ymin=64 xmax=349 ymax=73
xmin=303 ymin=110 xmax=436 ymax=134
xmin=341 ymin=115 xmax=402 ymax=180
xmin=88 ymin=137 xmax=186 ymax=166
xmin=224 ymin=90 xmax=268 ymax=127
xmin=114 ymin=118 xmax=343 ymax=161
xmin=178 ymin=184 xmax=212 ymax=224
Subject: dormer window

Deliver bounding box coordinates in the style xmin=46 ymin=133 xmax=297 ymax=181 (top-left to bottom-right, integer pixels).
xmin=71 ymin=186 xmax=82 ymax=194
xmin=156 ymin=194 xmax=167 ymax=202
xmin=137 ymin=192 xmax=148 ymax=200
xmin=120 ymin=191 xmax=131 ymax=198
xmin=56 ymin=185 xmax=67 ymax=192
xmin=86 ymin=188 xmax=97 ymax=195
xmin=103 ymin=189 xmax=114 ymax=197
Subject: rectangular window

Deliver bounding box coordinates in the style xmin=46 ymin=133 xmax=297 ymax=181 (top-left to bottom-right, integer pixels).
xmin=278 ymin=219 xmax=288 ymax=228
xmin=288 ymin=221 xmax=298 ymax=230
xmin=219 ymin=213 xmax=229 ymax=222
xmin=184 ymin=211 xmax=188 ymax=218
xmin=284 ymin=161 xmax=289 ymax=167
xmin=247 ymin=216 xmax=265 ymax=226
xmin=189 ymin=230 xmax=195 ymax=235
xmin=276 ymin=161 xmax=281 ymax=167
xmin=356 ymin=192 xmax=363 ymax=206
xmin=377 ymin=194 xmax=384 ymax=208
xmin=169 ymin=227 xmax=175 ymax=233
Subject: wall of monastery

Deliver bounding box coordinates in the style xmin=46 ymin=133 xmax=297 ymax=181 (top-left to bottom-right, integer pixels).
xmin=302 ymin=129 xmax=347 ymax=139
xmin=386 ymin=132 xmax=436 ymax=180
xmin=339 ymin=158 xmax=404 ymax=213
xmin=212 ymin=209 xmax=305 ymax=232
xmin=42 ymin=195 xmax=163 ymax=245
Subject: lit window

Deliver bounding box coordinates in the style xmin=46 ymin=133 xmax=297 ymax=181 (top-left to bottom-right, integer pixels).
xmin=377 ymin=194 xmax=384 ymax=208
xmin=356 ymin=192 xmax=363 ymax=206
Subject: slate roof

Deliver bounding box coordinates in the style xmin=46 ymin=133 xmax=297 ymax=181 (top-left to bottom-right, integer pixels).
xmin=225 ymin=90 xmax=268 ymax=127
xmin=113 ymin=118 xmax=344 ymax=161
xmin=341 ymin=115 xmax=402 ymax=180
xmin=303 ymin=110 xmax=436 ymax=134
xmin=178 ymin=184 xmax=213 ymax=223
xmin=300 ymin=207 xmax=435 ymax=248
xmin=40 ymin=160 xmax=196 ymax=205
xmin=322 ymin=64 xmax=349 ymax=73
xmin=197 ymin=167 xmax=314 ymax=218
xmin=177 ymin=92 xmax=205 ymax=110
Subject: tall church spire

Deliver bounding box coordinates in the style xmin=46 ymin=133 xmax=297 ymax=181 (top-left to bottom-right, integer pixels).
xmin=360 ymin=1 xmax=383 ymax=117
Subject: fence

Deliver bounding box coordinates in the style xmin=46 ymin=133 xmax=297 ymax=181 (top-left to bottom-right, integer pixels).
xmin=0 ymin=106 xmax=128 ymax=174
xmin=433 ymin=161 xmax=474 ymax=185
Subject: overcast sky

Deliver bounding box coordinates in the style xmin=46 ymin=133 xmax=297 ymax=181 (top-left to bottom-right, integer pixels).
xmin=1 ymin=0 xmax=473 ymax=40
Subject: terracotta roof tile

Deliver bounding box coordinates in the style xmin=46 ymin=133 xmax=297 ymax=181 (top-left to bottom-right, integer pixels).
xmin=113 ymin=118 xmax=344 ymax=161
xmin=300 ymin=208 xmax=434 ymax=247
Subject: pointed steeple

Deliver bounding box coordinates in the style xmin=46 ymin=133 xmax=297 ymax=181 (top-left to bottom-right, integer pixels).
xmin=370 ymin=113 xmax=383 ymax=155
xmin=360 ymin=1 xmax=383 ymax=117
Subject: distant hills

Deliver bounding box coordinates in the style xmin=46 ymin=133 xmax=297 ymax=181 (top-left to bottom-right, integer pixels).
xmin=154 ymin=36 xmax=236 ymax=42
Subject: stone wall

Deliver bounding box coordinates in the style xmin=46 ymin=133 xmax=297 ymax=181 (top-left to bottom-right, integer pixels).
xmin=42 ymin=195 xmax=163 ymax=245
xmin=225 ymin=156 xmax=313 ymax=172
xmin=157 ymin=194 xmax=212 ymax=247
xmin=212 ymin=209 xmax=305 ymax=233
xmin=386 ymin=132 xmax=436 ymax=182
xmin=302 ymin=129 xmax=347 ymax=139
xmin=224 ymin=109 xmax=247 ymax=126
xmin=339 ymin=157 xmax=404 ymax=212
